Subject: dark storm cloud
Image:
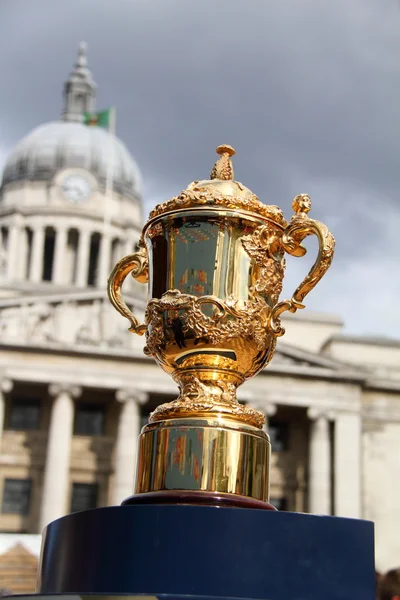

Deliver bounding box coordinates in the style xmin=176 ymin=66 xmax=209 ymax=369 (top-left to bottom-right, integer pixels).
xmin=1 ymin=0 xmax=400 ymax=336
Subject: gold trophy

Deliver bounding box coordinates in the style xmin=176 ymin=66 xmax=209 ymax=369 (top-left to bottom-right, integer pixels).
xmin=108 ymin=145 xmax=335 ymax=509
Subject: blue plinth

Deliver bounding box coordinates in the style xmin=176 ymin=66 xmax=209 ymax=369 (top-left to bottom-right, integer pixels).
xmin=37 ymin=505 xmax=375 ymax=600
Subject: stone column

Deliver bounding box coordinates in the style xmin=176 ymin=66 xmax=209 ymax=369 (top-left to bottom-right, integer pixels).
xmin=76 ymin=229 xmax=91 ymax=287
xmin=113 ymin=389 xmax=147 ymax=505
xmin=18 ymin=227 xmax=28 ymax=280
xmin=39 ymin=384 xmax=81 ymax=531
xmin=30 ymin=225 xmax=45 ymax=283
xmin=307 ymin=407 xmax=332 ymax=515
xmin=334 ymin=411 xmax=361 ymax=518
xmin=53 ymin=226 xmax=68 ymax=285
xmin=0 ymin=379 xmax=13 ymax=451
xmin=6 ymin=221 xmax=21 ymax=281
xmin=97 ymin=233 xmax=111 ymax=289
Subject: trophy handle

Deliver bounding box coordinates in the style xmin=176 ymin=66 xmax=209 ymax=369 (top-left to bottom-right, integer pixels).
xmin=107 ymin=243 xmax=148 ymax=336
xmin=269 ymin=194 xmax=335 ymax=337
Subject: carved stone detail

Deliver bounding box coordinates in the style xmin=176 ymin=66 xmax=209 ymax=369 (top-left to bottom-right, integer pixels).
xmin=116 ymin=388 xmax=148 ymax=405
xmin=307 ymin=407 xmax=336 ymax=421
xmin=49 ymin=383 xmax=82 ymax=399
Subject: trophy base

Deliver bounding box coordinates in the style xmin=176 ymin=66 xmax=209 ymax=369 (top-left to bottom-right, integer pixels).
xmin=122 ymin=490 xmax=277 ymax=510
xmin=36 ymin=505 xmax=375 ymax=600
xmin=135 ymin=417 xmax=270 ymax=502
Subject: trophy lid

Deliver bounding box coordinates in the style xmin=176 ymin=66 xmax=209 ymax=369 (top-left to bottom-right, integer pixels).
xmin=148 ymin=145 xmax=287 ymax=228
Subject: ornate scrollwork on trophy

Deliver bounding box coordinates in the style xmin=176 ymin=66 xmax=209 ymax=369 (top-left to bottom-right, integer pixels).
xmin=107 ymin=240 xmax=148 ymax=335
xmin=149 ymin=188 xmax=287 ymax=226
xmin=241 ymin=223 xmax=286 ymax=302
xmin=268 ymin=194 xmax=335 ymax=337
xmin=144 ymin=289 xmax=271 ymax=357
xmin=147 ymin=222 xmax=163 ymax=239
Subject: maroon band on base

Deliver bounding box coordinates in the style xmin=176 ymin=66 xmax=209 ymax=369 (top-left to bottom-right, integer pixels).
xmin=122 ymin=490 xmax=277 ymax=510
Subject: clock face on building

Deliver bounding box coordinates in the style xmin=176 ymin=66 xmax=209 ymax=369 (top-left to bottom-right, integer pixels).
xmin=61 ymin=174 xmax=92 ymax=202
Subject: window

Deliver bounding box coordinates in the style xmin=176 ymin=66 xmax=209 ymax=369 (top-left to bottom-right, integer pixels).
xmin=269 ymin=421 xmax=289 ymax=452
xmin=87 ymin=233 xmax=100 ymax=286
xmin=1 ymin=227 xmax=8 ymax=251
xmin=43 ymin=227 xmax=56 ymax=281
xmin=74 ymin=93 xmax=85 ymax=114
xmin=74 ymin=403 xmax=105 ymax=436
xmin=270 ymin=497 xmax=287 ymax=511
xmin=110 ymin=238 xmax=123 ymax=270
xmin=25 ymin=228 xmax=33 ymax=279
xmin=66 ymin=229 xmax=79 ymax=284
xmin=8 ymin=397 xmax=41 ymax=431
xmin=70 ymin=483 xmax=98 ymax=513
xmin=2 ymin=478 xmax=32 ymax=515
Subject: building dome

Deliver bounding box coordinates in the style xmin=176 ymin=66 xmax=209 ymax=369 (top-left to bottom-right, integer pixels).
xmin=0 ymin=43 xmax=144 ymax=292
xmin=1 ymin=121 xmax=142 ymax=200
xmin=1 ymin=42 xmax=142 ymax=202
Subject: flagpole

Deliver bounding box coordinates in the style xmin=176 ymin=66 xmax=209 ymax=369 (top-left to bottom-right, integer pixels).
xmin=99 ymin=106 xmax=116 ymax=344
xmin=99 ymin=106 xmax=116 ymax=280
xmin=103 ymin=106 xmax=116 ymax=239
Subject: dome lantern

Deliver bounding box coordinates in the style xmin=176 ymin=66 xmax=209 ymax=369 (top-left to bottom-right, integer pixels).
xmin=62 ymin=42 xmax=97 ymax=124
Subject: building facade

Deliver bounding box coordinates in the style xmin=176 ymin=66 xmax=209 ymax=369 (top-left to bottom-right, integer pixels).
xmin=0 ymin=44 xmax=399 ymax=590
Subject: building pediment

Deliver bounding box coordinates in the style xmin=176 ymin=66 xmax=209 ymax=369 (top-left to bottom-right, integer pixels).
xmin=0 ymin=290 xmax=145 ymax=351
xmin=269 ymin=342 xmax=366 ymax=381
xmin=0 ymin=292 xmax=379 ymax=385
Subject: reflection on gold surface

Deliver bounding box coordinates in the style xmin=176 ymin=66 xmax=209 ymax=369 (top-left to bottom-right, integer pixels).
xmin=136 ymin=417 xmax=270 ymax=501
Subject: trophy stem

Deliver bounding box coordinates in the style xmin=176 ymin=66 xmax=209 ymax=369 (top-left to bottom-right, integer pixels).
xmin=149 ymin=367 xmax=265 ymax=428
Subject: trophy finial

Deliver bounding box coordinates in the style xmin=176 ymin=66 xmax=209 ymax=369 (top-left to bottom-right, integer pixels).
xmin=210 ymin=144 xmax=236 ymax=180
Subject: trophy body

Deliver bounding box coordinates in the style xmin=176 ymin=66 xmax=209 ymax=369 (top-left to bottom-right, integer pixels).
xmin=144 ymin=206 xmax=281 ymax=383
xmin=28 ymin=146 xmax=376 ymax=600
xmin=133 ymin=202 xmax=281 ymax=505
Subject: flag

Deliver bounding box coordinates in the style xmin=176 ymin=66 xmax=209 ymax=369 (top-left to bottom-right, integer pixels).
xmin=83 ymin=108 xmax=111 ymax=128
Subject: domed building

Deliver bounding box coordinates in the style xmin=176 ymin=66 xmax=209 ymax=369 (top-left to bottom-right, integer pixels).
xmin=0 ymin=44 xmax=156 ymax=543
xmin=0 ymin=43 xmax=142 ymax=293
xmin=0 ymin=44 xmax=399 ymax=589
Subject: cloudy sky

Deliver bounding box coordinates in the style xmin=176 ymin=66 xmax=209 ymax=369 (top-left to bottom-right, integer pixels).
xmin=1 ymin=0 xmax=400 ymax=338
